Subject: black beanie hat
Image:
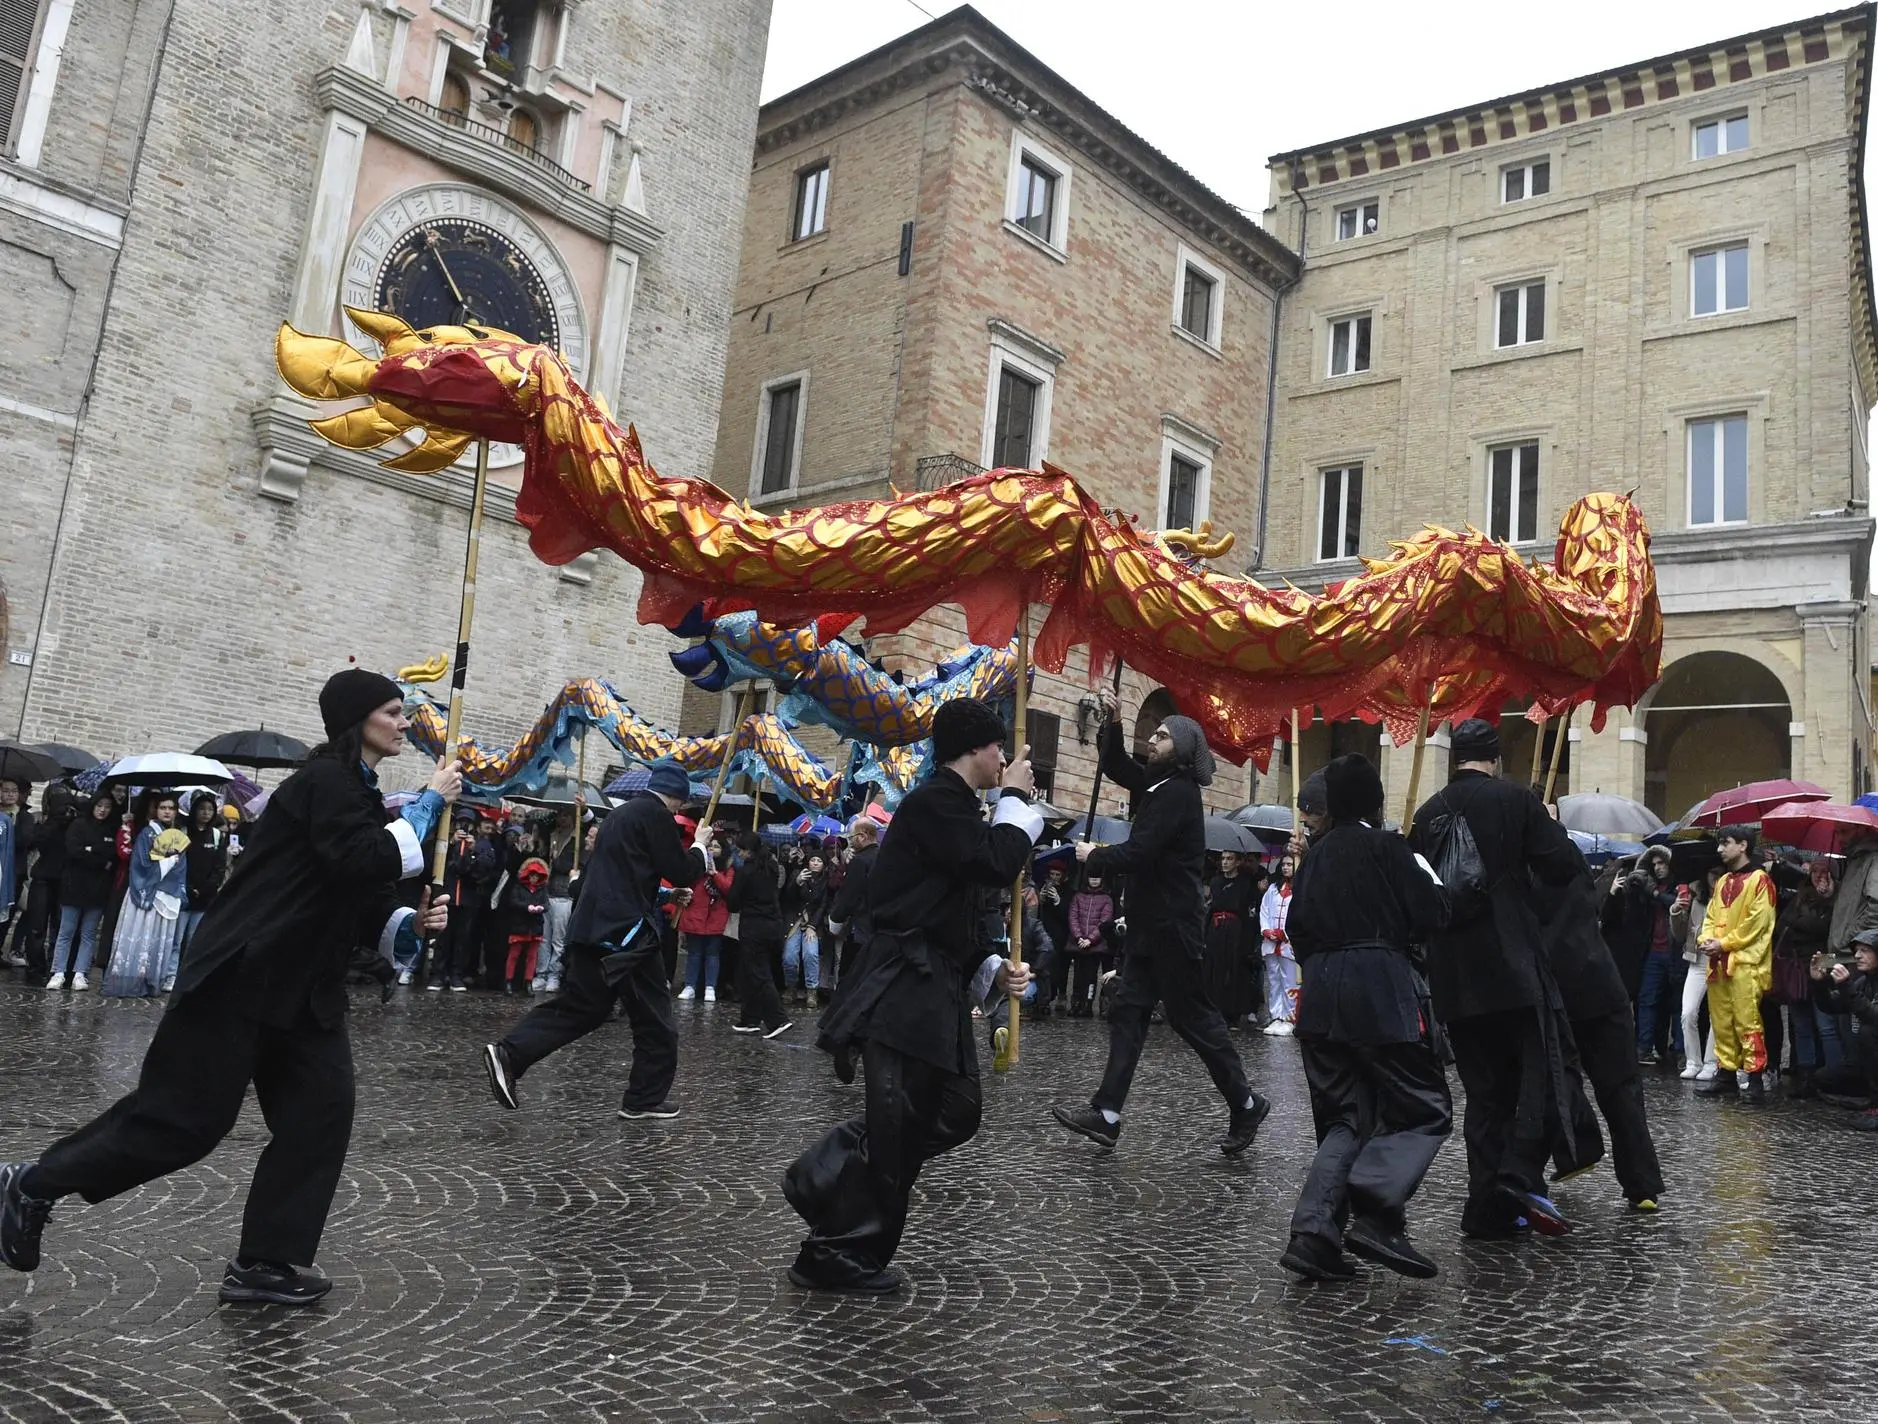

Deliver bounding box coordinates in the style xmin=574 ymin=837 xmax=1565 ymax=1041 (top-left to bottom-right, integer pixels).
xmin=1299 ymin=769 xmax=1328 ymax=816
xmin=319 ymin=668 xmax=404 ymax=742
xmin=932 ymin=697 xmax=1008 ymax=764
xmin=1324 ymin=754 xmax=1385 ymax=823
xmin=1450 ymin=717 xmax=1502 ymax=762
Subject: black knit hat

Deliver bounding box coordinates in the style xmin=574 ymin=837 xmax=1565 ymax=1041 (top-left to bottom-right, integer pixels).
xmin=319 ymin=668 xmax=404 ymax=741
xmin=1299 ymin=769 xmax=1328 ymax=816
xmin=932 ymin=698 xmax=1008 ymax=764
xmin=1324 ymin=754 xmax=1385 ymax=823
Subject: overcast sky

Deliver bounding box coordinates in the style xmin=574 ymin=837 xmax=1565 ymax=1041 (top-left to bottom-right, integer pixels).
xmin=762 ymin=0 xmax=1874 ymax=222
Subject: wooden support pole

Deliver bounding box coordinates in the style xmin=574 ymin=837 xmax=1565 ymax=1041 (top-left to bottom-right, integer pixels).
xmin=1401 ymin=702 xmax=1433 ymax=835
xmin=571 ymin=727 xmax=587 ymax=878
xmin=1290 ymin=707 xmax=1305 ymax=834
xmin=704 ymin=687 xmax=757 ymax=826
xmin=1528 ymin=707 xmax=1547 ymax=791
xmin=998 ymin=606 xmax=1031 ymax=1072
xmin=1543 ymin=706 xmax=1572 ymax=804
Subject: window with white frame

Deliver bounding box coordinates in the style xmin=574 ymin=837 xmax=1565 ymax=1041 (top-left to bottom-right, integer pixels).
xmin=1688 ymin=414 xmax=1748 ymax=526
xmin=990 ymin=365 xmax=1043 ymax=469
xmin=0 ymin=0 xmax=50 ymax=153
xmin=1692 ymin=113 xmax=1749 ymax=159
xmin=1335 ymin=201 xmax=1379 ymax=241
xmin=1327 ymin=313 xmax=1371 ymax=377
xmin=753 ymin=375 xmax=805 ymax=496
xmin=1318 ymin=464 xmax=1363 ymax=560
xmin=1004 ymin=134 xmax=1072 ymax=252
xmin=1501 ymin=159 xmax=1551 ymax=202
xmin=1691 ymin=243 xmax=1748 ymax=317
xmin=1488 ymin=442 xmax=1540 ymax=544
xmin=1495 ymin=281 xmax=1546 ymax=348
xmin=1174 ymin=247 xmax=1223 ymax=346
xmin=792 ymin=162 xmax=829 ymax=240
xmin=1161 ymin=449 xmax=1208 ymax=530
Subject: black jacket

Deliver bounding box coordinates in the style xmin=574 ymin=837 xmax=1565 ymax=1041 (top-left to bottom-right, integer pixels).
xmin=175 ymin=755 xmax=418 ymax=1029
xmin=1083 ymin=722 xmax=1207 ymax=959
xmin=60 ymin=815 xmax=118 ymax=910
xmin=183 ymin=824 xmax=227 ymax=912
xmin=1813 ymin=969 xmax=1878 ymax=1077
xmin=1409 ymin=770 xmax=1582 ymax=1023
xmin=1536 ymin=871 xmax=1631 ymax=1022
xmin=827 ymin=842 xmax=878 ymax=947
xmin=728 ymin=855 xmax=785 ymax=938
xmin=1288 ymin=821 xmax=1450 ymax=1044
xmin=565 ymin=793 xmax=707 ymax=951
xmin=26 ymin=812 xmax=70 ymax=883
xmin=818 ymin=768 xmax=1039 ymax=1077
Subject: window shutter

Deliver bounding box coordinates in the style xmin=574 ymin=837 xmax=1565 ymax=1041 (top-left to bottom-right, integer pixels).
xmin=0 ymin=0 xmax=47 ymax=153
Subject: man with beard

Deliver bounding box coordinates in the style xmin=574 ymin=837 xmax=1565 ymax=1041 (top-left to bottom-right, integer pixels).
xmin=1052 ymin=688 xmax=1271 ymax=1155
xmin=1409 ymin=718 xmax=1583 ymax=1239
xmin=782 ymin=698 xmax=1038 ymax=1293
xmin=1280 ymin=755 xmax=1453 ymax=1281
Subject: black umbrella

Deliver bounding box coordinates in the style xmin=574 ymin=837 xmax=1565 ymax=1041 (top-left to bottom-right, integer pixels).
xmin=25 ymin=741 xmax=100 ymax=774
xmin=1204 ymin=816 xmax=1259 ymax=854
xmin=0 ymin=740 xmax=67 ymax=784
xmin=194 ymin=729 xmax=311 ymax=770
xmin=503 ymin=771 xmax=613 ymax=810
xmin=1228 ymin=802 xmax=1295 ymax=842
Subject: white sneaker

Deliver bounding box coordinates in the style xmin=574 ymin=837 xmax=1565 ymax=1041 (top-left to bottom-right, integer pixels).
xmin=72 ymin=974 xmax=89 ymax=991
xmin=45 ymin=973 xmax=65 ymax=991
xmin=703 ymin=987 xmax=716 ymax=1002
xmin=1270 ymin=1021 xmax=1295 ymax=1037
xmin=529 ymin=977 xmax=544 ymax=993
xmin=160 ymin=978 xmax=175 ymax=994
xmin=546 ymin=978 xmax=560 ymax=992
xmin=678 ymin=986 xmax=695 ymax=1000
xmin=396 ymin=969 xmax=413 ymax=986
xmin=1679 ymin=1061 xmax=1701 ymax=1080
xmin=1695 ymin=1063 xmax=1718 ymax=1081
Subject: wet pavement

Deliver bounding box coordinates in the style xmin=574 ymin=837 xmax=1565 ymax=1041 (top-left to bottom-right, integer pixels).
xmin=0 ymin=978 xmax=1871 ymax=1423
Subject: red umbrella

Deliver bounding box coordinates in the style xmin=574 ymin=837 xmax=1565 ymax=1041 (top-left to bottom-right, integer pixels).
xmin=1759 ymin=801 xmax=1878 ymax=854
xmin=1689 ymin=779 xmax=1831 ymax=828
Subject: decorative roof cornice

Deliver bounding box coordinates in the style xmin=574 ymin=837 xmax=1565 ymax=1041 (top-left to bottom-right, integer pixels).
xmin=755 ymin=7 xmax=1300 ymax=291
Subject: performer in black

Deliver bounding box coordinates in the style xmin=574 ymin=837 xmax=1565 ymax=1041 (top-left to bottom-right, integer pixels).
xmin=727 ymin=831 xmax=793 ymax=1039
xmin=484 ymin=758 xmax=715 ymax=1118
xmin=0 ymin=669 xmax=458 ymax=1304
xmin=1409 ymin=718 xmax=1583 ymax=1239
xmin=1053 ymin=688 xmax=1270 ymax=1153
xmin=1279 ymin=755 xmax=1452 ymax=1281
xmin=1538 ymin=869 xmax=1667 ymax=1211
xmin=782 ymin=698 xmax=1038 ymax=1293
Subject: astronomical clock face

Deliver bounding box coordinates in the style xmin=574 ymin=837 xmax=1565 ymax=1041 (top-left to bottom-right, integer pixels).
xmin=343 ymin=184 xmax=588 ymax=468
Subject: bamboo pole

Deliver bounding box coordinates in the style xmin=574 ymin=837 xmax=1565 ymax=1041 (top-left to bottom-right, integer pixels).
xmin=1290 ymin=707 xmax=1305 ymax=837
xmin=1004 ymin=607 xmax=1032 ymax=1069
xmin=1080 ymin=656 xmax=1127 ymax=844
xmin=424 ymin=439 xmax=491 ymax=974
xmin=704 ymin=687 xmax=757 ymax=826
xmin=1543 ymin=706 xmax=1572 ymax=804
xmin=1400 ymin=702 xmax=1434 ymax=835
xmin=1528 ymin=707 xmax=1547 ymax=791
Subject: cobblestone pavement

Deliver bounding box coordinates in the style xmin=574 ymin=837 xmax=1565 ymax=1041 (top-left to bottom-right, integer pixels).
xmin=0 ymin=978 xmax=1872 ymax=1423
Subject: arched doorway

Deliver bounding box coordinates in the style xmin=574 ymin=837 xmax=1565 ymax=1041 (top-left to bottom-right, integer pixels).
xmin=1642 ymin=651 xmax=1791 ymax=818
xmin=1299 ymin=717 xmax=1383 ymax=778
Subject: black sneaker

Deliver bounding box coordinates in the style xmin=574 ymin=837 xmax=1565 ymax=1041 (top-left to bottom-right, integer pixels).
xmin=483 ymin=1043 xmax=519 ymax=1111
xmin=732 ymin=1023 xmax=765 ymax=1034
xmin=1219 ymin=1092 xmax=1272 ymax=1156
xmin=1695 ymin=1074 xmax=1740 ymax=1100
xmin=619 ymin=1102 xmax=681 ymax=1120
xmin=1053 ymin=1104 xmax=1120 ymax=1149
xmin=1278 ymin=1232 xmax=1357 ymax=1281
xmin=218 ymin=1259 xmax=333 ymax=1305
xmin=786 ymin=1264 xmax=902 ymax=1293
xmin=1502 ymin=1187 xmax=1571 ymax=1238
xmin=764 ymin=1020 xmax=795 ymax=1040
xmin=1345 ymin=1217 xmax=1438 ymax=1279
xmin=1742 ymin=1072 xmax=1767 ymax=1103
xmin=0 ymin=1163 xmax=53 ymax=1273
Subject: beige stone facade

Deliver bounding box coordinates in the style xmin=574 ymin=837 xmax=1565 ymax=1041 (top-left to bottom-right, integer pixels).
xmin=706 ymin=9 xmax=1296 ymax=813
xmin=1260 ymin=6 xmax=1878 ymax=818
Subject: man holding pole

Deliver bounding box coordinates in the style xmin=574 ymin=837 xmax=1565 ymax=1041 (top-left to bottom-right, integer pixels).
xmin=483 ymin=758 xmax=716 ymax=1120
xmin=782 ymin=698 xmax=1038 ymax=1293
xmin=1052 ymin=688 xmax=1271 ymax=1155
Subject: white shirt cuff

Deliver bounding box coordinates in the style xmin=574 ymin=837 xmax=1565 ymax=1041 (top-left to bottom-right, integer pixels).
xmin=992 ymin=793 xmax=1044 ymax=842
xmin=379 ymin=905 xmax=415 ymax=965
xmin=970 ymin=952 xmax=1003 ymax=1004
xmin=1412 ymin=851 xmax=1443 ymax=885
xmin=387 ymin=818 xmax=425 ymax=879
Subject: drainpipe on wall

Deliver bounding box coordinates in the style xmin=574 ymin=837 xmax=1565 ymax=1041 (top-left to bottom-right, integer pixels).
xmin=1248 ymin=162 xmax=1306 ymax=576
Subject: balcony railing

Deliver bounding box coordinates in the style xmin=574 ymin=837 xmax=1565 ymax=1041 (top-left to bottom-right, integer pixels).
xmin=915 ymin=453 xmax=987 ymax=491
xmin=403 ymin=95 xmax=591 ymax=193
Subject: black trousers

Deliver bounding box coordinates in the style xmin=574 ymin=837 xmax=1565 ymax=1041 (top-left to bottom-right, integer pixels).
xmin=1289 ymin=1034 xmax=1452 ymax=1246
xmin=12 ymin=878 xmax=58 ymax=977
xmin=438 ymin=899 xmax=483 ymax=983
xmin=30 ymin=966 xmax=355 ymax=1265
xmin=1067 ymin=953 xmax=1108 ymax=1015
xmin=1554 ymin=1006 xmax=1664 ymax=1202
xmin=1093 ymin=949 xmax=1250 ymax=1113
xmin=499 ymin=939 xmax=677 ymax=1111
xmin=785 ymin=1038 xmax=982 ymax=1282
xmin=1447 ymin=1010 xmax=1553 ymax=1224
xmin=736 ymin=929 xmax=789 ymax=1031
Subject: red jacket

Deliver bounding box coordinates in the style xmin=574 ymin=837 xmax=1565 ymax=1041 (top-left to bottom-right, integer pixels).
xmin=677 ymin=865 xmax=734 ymax=935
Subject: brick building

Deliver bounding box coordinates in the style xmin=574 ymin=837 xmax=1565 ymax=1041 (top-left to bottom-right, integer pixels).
xmin=3 ymin=0 xmax=768 ymax=770
xmin=705 ymin=6 xmax=1297 ymax=813
xmin=1261 ymin=6 xmax=1878 ymax=817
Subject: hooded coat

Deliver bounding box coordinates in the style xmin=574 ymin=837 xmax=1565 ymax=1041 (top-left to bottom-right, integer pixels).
xmin=1083 ymin=720 xmax=1208 ymax=959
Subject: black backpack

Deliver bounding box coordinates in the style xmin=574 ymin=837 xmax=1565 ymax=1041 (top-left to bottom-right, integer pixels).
xmin=1422 ymin=794 xmax=1492 ymax=922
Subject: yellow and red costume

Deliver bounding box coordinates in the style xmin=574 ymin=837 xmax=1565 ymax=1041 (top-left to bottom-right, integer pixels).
xmin=1698 ymin=867 xmax=1775 ymax=1074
